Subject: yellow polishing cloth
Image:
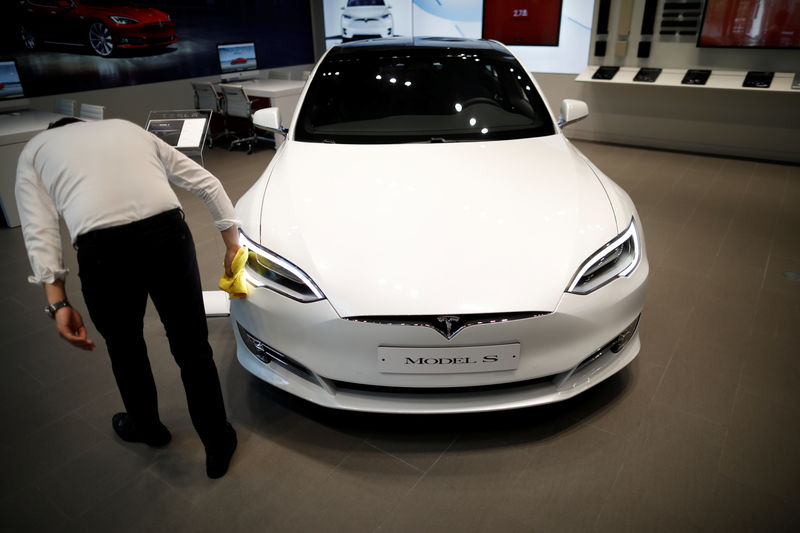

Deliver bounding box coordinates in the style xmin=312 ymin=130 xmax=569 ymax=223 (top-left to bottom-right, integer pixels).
xmin=218 ymin=247 xmax=248 ymax=299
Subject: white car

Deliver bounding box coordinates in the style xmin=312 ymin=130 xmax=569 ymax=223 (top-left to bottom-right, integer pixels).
xmin=341 ymin=0 xmax=393 ymax=41
xmin=233 ymin=38 xmax=648 ymax=414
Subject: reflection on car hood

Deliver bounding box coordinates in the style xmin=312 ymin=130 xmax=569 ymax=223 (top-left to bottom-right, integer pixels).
xmin=342 ymin=6 xmax=390 ymax=18
xmin=92 ymin=6 xmax=170 ymax=23
xmin=255 ymin=135 xmax=616 ymax=317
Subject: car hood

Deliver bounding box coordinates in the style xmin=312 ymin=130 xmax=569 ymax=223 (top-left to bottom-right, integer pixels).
xmin=91 ymin=6 xmax=170 ymax=23
xmin=252 ymin=135 xmax=617 ymax=317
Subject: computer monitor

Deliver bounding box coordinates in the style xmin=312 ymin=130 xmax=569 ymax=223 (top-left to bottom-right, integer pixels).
xmin=217 ymin=42 xmax=259 ymax=81
xmin=0 ymin=59 xmax=29 ymax=112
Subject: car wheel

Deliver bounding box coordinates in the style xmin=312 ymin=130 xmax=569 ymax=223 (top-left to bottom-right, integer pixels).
xmin=20 ymin=25 xmax=36 ymax=50
xmin=88 ymin=22 xmax=114 ymax=57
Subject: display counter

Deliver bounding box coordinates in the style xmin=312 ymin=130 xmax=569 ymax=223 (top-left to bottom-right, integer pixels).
xmin=576 ymin=66 xmax=799 ymax=93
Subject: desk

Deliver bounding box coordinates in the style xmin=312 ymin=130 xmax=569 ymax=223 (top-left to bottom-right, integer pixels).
xmin=0 ymin=110 xmax=67 ymax=227
xmin=225 ymin=79 xmax=305 ymax=147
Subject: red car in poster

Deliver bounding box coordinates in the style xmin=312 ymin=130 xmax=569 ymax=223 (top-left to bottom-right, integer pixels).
xmin=18 ymin=0 xmax=177 ymax=57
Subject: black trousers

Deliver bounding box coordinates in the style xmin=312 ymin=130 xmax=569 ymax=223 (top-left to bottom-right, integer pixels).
xmin=76 ymin=209 xmax=228 ymax=449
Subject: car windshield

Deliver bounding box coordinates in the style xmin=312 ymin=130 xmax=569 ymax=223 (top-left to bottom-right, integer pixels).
xmin=347 ymin=0 xmax=385 ymax=6
xmin=295 ymin=46 xmax=555 ymax=144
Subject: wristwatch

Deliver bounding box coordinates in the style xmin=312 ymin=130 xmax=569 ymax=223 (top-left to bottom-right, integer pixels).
xmin=45 ymin=299 xmax=71 ymax=319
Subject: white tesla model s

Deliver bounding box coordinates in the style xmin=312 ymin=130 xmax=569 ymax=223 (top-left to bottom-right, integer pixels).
xmin=232 ymin=37 xmax=648 ymax=414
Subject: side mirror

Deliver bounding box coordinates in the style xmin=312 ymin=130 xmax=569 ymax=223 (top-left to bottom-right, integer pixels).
xmin=558 ymin=99 xmax=589 ymax=128
xmin=253 ymin=108 xmax=287 ymax=137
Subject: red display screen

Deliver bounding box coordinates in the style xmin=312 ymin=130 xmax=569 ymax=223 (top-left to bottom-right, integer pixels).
xmin=699 ymin=0 xmax=800 ymax=48
xmin=482 ymin=0 xmax=563 ymax=46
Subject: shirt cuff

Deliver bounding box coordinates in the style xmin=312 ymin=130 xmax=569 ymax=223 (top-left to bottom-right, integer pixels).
xmin=214 ymin=218 xmax=242 ymax=232
xmin=27 ymin=267 xmax=69 ymax=285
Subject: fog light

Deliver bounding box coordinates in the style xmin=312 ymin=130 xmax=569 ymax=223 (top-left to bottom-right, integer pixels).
xmin=236 ymin=323 xmax=317 ymax=383
xmin=237 ymin=323 xmax=273 ymax=364
xmin=611 ymin=315 xmax=641 ymax=353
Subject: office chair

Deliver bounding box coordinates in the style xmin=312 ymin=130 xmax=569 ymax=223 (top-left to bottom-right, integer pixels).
xmin=192 ymin=81 xmax=228 ymax=148
xmin=53 ymin=99 xmax=77 ymax=116
xmin=218 ymin=84 xmax=271 ymax=154
xmin=79 ymin=103 xmax=105 ymax=120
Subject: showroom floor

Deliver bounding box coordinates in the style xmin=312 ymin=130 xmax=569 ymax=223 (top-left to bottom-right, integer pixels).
xmin=1 ymin=140 xmax=798 ymax=532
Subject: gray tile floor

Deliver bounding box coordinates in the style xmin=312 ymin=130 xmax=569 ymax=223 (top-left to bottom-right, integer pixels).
xmin=1 ymin=141 xmax=798 ymax=532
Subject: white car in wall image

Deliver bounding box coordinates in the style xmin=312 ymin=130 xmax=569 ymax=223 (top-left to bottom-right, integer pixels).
xmin=340 ymin=0 xmax=393 ymax=41
xmin=234 ymin=37 xmax=649 ymax=414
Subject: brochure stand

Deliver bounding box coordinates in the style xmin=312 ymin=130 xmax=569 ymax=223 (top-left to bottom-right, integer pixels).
xmin=145 ymin=109 xmax=211 ymax=166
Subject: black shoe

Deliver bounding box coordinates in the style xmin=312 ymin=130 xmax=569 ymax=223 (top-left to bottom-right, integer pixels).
xmin=112 ymin=412 xmax=171 ymax=447
xmin=206 ymin=423 xmax=237 ymax=479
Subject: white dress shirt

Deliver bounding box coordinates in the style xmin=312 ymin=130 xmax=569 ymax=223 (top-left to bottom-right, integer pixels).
xmin=16 ymin=118 xmax=239 ymax=284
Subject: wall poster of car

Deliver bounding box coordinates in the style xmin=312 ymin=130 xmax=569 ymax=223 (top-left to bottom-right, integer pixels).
xmin=4 ymin=1 xmax=315 ymax=97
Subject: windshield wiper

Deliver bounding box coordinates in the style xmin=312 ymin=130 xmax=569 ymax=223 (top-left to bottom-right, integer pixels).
xmin=401 ymin=137 xmax=457 ymax=144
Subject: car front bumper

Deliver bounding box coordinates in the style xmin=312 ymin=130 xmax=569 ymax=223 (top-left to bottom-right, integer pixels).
xmin=115 ymin=21 xmax=177 ymax=48
xmin=342 ymin=19 xmax=392 ymax=39
xmin=231 ymin=256 xmax=648 ymax=414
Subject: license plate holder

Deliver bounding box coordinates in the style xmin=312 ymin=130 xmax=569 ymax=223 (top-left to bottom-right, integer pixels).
xmin=378 ymin=344 xmax=520 ymax=374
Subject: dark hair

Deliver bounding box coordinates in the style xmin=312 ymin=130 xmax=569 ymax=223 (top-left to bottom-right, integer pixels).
xmin=48 ymin=117 xmax=85 ymax=129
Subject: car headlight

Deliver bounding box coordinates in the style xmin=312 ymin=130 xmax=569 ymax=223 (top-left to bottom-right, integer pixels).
xmin=342 ymin=14 xmax=353 ymax=20
xmin=109 ymin=16 xmax=139 ymax=24
xmin=382 ymin=14 xmax=391 ymax=19
xmin=566 ymin=219 xmax=641 ymax=295
xmin=239 ymin=230 xmax=325 ymax=303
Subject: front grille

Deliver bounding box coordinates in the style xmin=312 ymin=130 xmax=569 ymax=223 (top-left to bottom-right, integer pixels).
xmin=346 ymin=34 xmax=383 ymax=41
xmin=140 ymin=22 xmax=175 ymax=35
xmin=345 ymin=311 xmax=548 ymax=340
xmin=144 ymin=21 xmax=170 ymax=30
xmin=331 ymin=374 xmax=555 ymax=395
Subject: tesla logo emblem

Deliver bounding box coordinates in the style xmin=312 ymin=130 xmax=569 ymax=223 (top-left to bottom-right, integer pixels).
xmin=437 ymin=316 xmax=461 ymax=338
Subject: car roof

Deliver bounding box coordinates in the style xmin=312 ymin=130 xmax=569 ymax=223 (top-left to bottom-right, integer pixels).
xmin=332 ymin=37 xmax=509 ymax=55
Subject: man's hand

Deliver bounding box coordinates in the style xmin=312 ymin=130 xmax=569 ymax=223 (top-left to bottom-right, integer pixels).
xmin=221 ymin=225 xmax=241 ymax=278
xmin=55 ymin=306 xmax=95 ymax=351
xmin=224 ymin=245 xmax=241 ymax=278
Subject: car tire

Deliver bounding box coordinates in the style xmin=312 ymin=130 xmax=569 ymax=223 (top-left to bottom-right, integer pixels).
xmin=20 ymin=25 xmax=36 ymax=50
xmin=88 ymin=21 xmax=114 ymax=57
